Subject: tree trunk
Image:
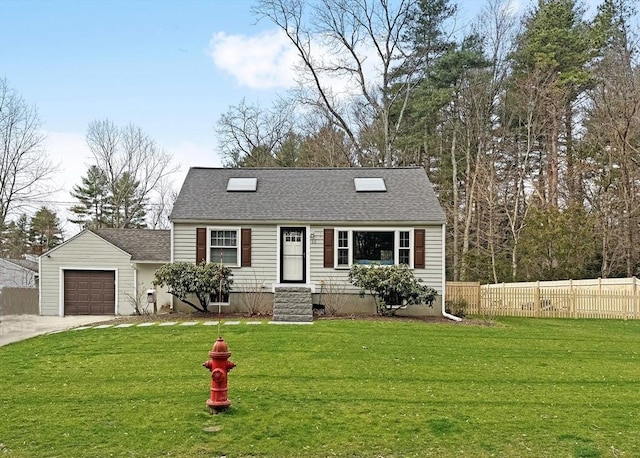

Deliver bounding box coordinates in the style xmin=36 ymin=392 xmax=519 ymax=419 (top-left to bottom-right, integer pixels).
xmin=450 ymin=128 xmax=459 ymax=281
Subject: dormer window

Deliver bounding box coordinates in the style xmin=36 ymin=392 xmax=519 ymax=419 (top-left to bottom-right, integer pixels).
xmin=354 ymin=177 xmax=386 ymax=192
xmin=227 ymin=177 xmax=257 ymax=192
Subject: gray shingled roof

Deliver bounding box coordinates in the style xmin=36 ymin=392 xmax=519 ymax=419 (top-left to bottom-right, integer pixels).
xmin=170 ymin=167 xmax=445 ymax=223
xmin=1 ymin=258 xmax=39 ymax=272
xmin=92 ymin=229 xmax=170 ymax=262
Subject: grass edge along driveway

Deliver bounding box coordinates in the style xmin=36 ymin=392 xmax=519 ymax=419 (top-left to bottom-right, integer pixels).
xmin=0 ymin=317 xmax=638 ymax=457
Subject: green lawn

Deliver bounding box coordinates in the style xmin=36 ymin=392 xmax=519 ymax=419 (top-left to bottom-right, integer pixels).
xmin=0 ymin=317 xmax=638 ymax=457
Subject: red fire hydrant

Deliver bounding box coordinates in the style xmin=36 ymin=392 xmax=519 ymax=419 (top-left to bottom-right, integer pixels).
xmin=203 ymin=337 xmax=236 ymax=413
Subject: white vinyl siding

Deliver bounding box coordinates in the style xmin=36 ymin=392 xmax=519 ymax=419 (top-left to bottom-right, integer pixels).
xmin=172 ymin=222 xmax=444 ymax=297
xmin=172 ymin=223 xmax=277 ymax=288
xmin=310 ymin=225 xmax=444 ymax=296
xmin=424 ymin=226 xmax=444 ymax=289
xmin=39 ymin=231 xmax=136 ymax=316
xmin=0 ymin=259 xmax=37 ymax=288
xmin=136 ymin=263 xmax=172 ymax=311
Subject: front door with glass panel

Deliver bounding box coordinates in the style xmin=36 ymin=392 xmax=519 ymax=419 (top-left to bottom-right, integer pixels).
xmin=281 ymin=227 xmax=306 ymax=283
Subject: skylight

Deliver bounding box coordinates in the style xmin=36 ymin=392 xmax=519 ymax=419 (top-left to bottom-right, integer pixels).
xmin=354 ymin=177 xmax=386 ymax=192
xmin=227 ymin=177 xmax=257 ymax=192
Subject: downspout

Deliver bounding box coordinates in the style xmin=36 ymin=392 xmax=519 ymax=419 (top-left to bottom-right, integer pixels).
xmin=170 ymin=222 xmax=175 ymax=262
xmin=133 ymin=262 xmax=138 ymax=315
xmin=169 ymin=222 xmax=175 ymax=312
xmin=38 ymin=254 xmax=43 ymax=316
xmin=441 ymin=224 xmax=462 ymax=322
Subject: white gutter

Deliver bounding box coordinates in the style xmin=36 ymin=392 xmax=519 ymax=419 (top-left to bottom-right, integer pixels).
xmin=38 ymin=254 xmax=42 ymax=315
xmin=441 ymin=224 xmax=462 ymax=322
xmin=170 ymin=221 xmax=174 ymax=263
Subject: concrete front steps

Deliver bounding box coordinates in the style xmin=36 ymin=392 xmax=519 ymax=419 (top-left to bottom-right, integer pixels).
xmin=272 ymin=287 xmax=313 ymax=323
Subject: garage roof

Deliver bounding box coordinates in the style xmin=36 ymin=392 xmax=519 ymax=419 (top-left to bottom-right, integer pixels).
xmin=1 ymin=258 xmax=39 ymax=272
xmin=92 ymin=229 xmax=170 ymax=262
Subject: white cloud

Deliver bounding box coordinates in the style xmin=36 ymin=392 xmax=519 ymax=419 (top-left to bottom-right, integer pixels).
xmin=209 ymin=27 xmax=385 ymax=110
xmin=209 ymin=29 xmax=298 ymax=89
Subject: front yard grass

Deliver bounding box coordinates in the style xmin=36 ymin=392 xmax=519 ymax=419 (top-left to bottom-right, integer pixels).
xmin=0 ymin=317 xmax=638 ymax=457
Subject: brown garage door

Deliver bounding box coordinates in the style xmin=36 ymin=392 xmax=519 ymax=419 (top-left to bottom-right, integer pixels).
xmin=64 ymin=270 xmax=115 ymax=315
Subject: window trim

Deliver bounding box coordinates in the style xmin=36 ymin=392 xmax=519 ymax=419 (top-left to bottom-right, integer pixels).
xmin=207 ymin=226 xmax=241 ymax=267
xmin=333 ymin=228 xmax=414 ymax=269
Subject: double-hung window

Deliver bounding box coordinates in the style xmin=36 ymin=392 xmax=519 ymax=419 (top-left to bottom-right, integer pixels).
xmin=335 ymin=229 xmax=413 ymax=268
xmin=208 ymin=228 xmax=240 ymax=266
xmin=337 ymin=230 xmax=350 ymax=267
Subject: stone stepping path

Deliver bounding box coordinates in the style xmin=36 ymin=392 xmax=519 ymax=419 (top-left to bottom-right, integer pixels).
xmin=70 ymin=320 xmax=271 ymax=331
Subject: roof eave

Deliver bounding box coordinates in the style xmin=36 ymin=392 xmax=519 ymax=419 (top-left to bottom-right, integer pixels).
xmin=170 ymin=218 xmax=446 ymax=226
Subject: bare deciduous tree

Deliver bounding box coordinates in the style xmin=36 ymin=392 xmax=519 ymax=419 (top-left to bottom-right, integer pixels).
xmin=86 ymin=119 xmax=178 ymax=228
xmin=216 ymin=98 xmax=297 ymax=166
xmin=583 ymin=27 xmax=640 ymax=277
xmin=148 ymin=177 xmax=178 ymax=230
xmin=254 ymin=0 xmax=422 ymax=165
xmin=0 ymin=79 xmax=55 ymax=226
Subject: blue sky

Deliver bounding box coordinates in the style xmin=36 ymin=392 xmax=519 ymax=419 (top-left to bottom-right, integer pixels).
xmin=0 ymin=0 xmax=603 ymax=232
xmin=1 ymin=0 xmax=300 ymax=231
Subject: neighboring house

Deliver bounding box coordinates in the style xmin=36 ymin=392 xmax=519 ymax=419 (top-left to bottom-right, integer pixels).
xmin=170 ymin=167 xmax=448 ymax=317
xmin=0 ymin=258 xmax=39 ymax=289
xmin=39 ymin=229 xmax=171 ymax=316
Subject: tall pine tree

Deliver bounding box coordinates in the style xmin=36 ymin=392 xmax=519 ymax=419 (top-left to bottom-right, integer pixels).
xmin=29 ymin=206 xmax=63 ymax=252
xmin=70 ymin=166 xmax=148 ymax=229
xmin=0 ymin=214 xmax=29 ymax=258
xmin=69 ymin=165 xmax=110 ymax=229
xmin=108 ymin=172 xmax=147 ymax=228
xmin=509 ymin=0 xmax=596 ymax=207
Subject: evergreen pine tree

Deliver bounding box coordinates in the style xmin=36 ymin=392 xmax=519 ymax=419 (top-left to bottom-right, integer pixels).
xmin=1 ymin=214 xmax=30 ymax=258
xmin=69 ymin=165 xmax=109 ymax=229
xmin=29 ymin=206 xmax=63 ymax=252
xmin=108 ymin=172 xmax=147 ymax=228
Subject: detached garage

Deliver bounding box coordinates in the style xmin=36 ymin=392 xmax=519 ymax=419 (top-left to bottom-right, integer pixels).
xmin=39 ymin=229 xmax=171 ymax=316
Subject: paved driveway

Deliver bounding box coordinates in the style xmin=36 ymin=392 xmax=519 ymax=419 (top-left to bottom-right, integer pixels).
xmin=0 ymin=315 xmax=113 ymax=347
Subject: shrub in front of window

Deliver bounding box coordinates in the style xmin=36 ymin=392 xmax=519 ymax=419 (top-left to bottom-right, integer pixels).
xmin=348 ymin=264 xmax=436 ymax=316
xmin=154 ymin=262 xmax=233 ymax=313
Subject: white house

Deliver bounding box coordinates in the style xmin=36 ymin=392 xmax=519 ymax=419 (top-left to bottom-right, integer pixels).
xmin=0 ymin=258 xmax=39 ymax=289
xmin=169 ymin=167 xmax=447 ymax=318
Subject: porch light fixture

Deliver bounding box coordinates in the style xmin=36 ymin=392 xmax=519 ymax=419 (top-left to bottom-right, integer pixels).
xmin=354 ymin=177 xmax=386 ymax=192
xmin=227 ymin=177 xmax=257 ymax=192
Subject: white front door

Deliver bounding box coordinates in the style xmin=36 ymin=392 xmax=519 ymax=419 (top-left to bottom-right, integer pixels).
xmin=281 ymin=228 xmax=306 ymax=282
